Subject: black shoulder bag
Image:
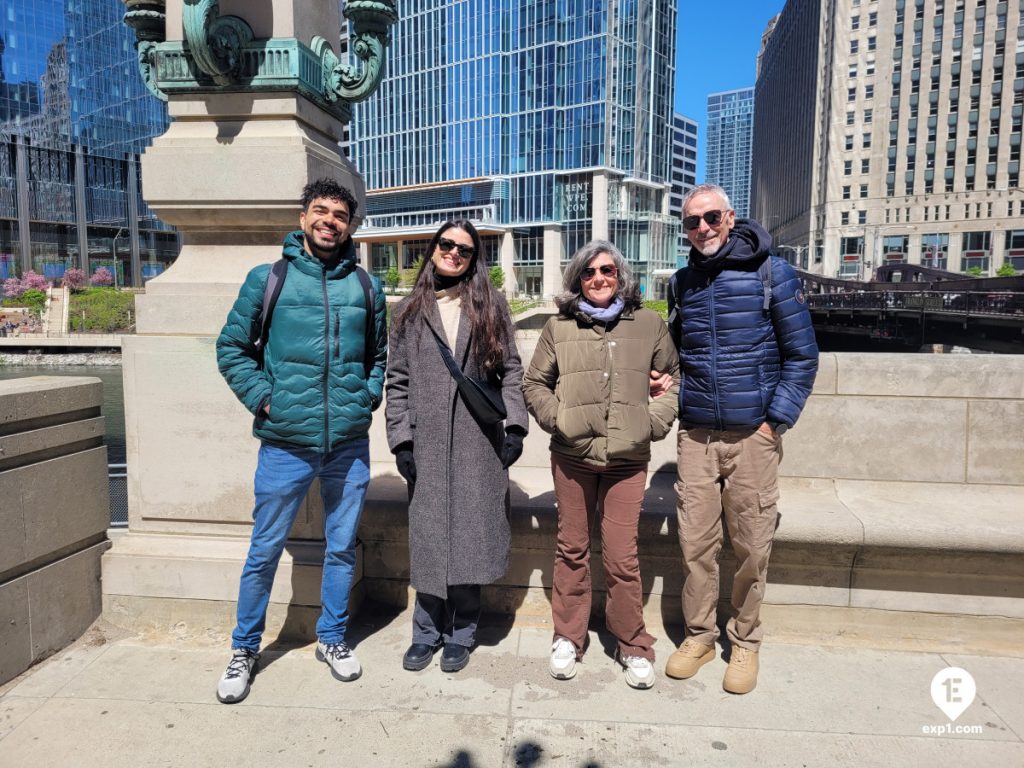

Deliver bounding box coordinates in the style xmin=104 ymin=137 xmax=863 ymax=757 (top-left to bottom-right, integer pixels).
xmin=428 ymin=325 xmax=507 ymax=426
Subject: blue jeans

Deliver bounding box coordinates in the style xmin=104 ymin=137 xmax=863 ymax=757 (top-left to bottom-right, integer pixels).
xmin=231 ymin=439 xmax=370 ymax=650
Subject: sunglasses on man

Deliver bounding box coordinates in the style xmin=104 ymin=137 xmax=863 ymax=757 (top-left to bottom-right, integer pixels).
xmin=581 ymin=264 xmax=618 ymax=281
xmin=437 ymin=237 xmax=476 ymax=259
xmin=682 ymin=210 xmax=727 ymax=231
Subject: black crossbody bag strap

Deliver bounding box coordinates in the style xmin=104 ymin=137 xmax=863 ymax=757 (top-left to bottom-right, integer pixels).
xmin=428 ymin=324 xmax=470 ymax=384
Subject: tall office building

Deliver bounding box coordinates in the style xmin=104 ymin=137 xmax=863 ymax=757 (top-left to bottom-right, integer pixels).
xmin=0 ymin=0 xmax=174 ymax=286
xmin=669 ymin=112 xmax=698 ymax=262
xmin=752 ymin=0 xmax=1024 ymax=278
xmin=705 ymin=87 xmax=755 ymax=218
xmin=349 ymin=0 xmax=678 ymax=297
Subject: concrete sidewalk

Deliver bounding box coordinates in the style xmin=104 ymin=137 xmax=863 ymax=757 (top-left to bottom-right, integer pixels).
xmin=1 ymin=608 xmax=1022 ymax=768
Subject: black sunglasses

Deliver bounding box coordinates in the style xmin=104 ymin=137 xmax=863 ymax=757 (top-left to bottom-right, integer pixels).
xmin=437 ymin=237 xmax=475 ymax=259
xmin=581 ymin=264 xmax=617 ymax=281
xmin=682 ymin=210 xmax=726 ymax=230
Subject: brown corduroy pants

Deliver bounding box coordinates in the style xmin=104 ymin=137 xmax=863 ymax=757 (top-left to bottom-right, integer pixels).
xmin=675 ymin=427 xmax=782 ymax=651
xmin=550 ymin=453 xmax=655 ymax=661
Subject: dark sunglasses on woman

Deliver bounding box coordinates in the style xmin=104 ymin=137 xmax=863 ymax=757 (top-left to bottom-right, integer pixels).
xmin=581 ymin=264 xmax=618 ymax=281
xmin=438 ymin=237 xmax=475 ymax=259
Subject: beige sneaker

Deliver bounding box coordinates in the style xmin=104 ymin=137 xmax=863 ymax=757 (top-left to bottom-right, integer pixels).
xmin=723 ymin=646 xmax=759 ymax=694
xmin=664 ymin=637 xmax=716 ymax=679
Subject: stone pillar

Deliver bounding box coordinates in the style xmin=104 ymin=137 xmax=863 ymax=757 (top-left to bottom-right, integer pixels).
xmin=359 ymin=241 xmax=371 ymax=271
xmin=15 ymin=136 xmax=31 ymax=273
xmin=500 ymin=230 xmax=517 ymax=295
xmin=74 ymin=146 xmax=90 ymax=273
xmin=104 ymin=0 xmax=396 ymax=638
xmin=542 ymin=224 xmax=563 ymax=300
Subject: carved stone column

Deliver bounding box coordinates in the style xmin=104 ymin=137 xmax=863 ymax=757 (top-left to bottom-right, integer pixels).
xmin=104 ymin=0 xmax=397 ymax=639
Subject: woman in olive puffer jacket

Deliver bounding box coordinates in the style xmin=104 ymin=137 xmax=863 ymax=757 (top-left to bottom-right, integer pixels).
xmin=522 ymin=240 xmax=678 ymax=690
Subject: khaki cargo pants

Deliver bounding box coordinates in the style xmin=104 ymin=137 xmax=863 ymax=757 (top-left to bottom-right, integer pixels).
xmin=675 ymin=426 xmax=782 ymax=650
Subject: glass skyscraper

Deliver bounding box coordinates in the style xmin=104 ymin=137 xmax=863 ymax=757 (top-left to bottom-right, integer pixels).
xmin=350 ymin=0 xmax=677 ymax=297
xmin=705 ymin=87 xmax=755 ymax=218
xmin=0 ymin=0 xmax=174 ymax=286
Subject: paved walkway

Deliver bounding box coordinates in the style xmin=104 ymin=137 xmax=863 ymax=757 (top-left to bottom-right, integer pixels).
xmin=1 ymin=608 xmax=1022 ymax=768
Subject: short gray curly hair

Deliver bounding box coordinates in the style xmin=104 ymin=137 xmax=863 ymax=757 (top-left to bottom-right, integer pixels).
xmin=554 ymin=239 xmax=642 ymax=317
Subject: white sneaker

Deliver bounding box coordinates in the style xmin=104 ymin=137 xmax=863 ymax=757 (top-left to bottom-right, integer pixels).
xmin=549 ymin=637 xmax=577 ymax=680
xmin=618 ymin=652 xmax=655 ymax=689
xmin=216 ymin=648 xmax=259 ymax=703
xmin=316 ymin=641 xmax=362 ymax=682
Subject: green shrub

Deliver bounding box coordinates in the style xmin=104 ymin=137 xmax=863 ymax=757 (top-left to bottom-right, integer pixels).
xmin=488 ymin=265 xmax=505 ymax=291
xmin=996 ymin=262 xmax=1017 ymax=277
xmin=643 ymin=299 xmax=668 ymax=320
xmin=965 ymin=266 xmax=984 ymax=276
xmin=384 ymin=265 xmax=400 ymax=292
xmin=69 ymin=287 xmax=135 ymax=333
xmin=19 ymin=288 xmax=47 ymax=317
xmin=507 ymin=298 xmax=540 ymax=316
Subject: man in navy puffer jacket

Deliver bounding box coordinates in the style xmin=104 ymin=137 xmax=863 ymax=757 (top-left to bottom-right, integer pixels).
xmin=662 ymin=184 xmax=818 ymax=695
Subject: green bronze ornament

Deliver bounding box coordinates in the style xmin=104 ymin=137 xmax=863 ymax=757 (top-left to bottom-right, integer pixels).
xmin=316 ymin=0 xmax=399 ymax=103
xmin=122 ymin=0 xmax=168 ymax=100
xmin=181 ymin=0 xmax=253 ymax=86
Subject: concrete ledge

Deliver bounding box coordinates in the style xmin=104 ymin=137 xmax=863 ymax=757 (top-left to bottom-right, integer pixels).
xmin=0 ymin=377 xmax=110 ymax=686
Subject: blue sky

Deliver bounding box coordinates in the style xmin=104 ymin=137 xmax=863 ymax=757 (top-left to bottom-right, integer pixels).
xmin=675 ymin=0 xmax=786 ymax=182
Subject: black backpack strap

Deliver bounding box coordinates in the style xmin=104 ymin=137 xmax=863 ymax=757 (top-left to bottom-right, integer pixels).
xmin=256 ymin=258 xmax=289 ymax=355
xmin=758 ymin=256 xmax=773 ymax=314
xmin=355 ymin=266 xmax=376 ymax=378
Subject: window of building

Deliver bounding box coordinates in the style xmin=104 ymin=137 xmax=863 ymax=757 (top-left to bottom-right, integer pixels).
xmin=846 ymin=110 xmax=856 ymax=126
xmin=1005 ymin=230 xmax=1024 ymax=270
xmin=851 ymin=39 xmax=860 ymax=54
xmin=849 ymin=63 xmax=859 ymax=78
xmin=861 ymin=158 xmax=871 ymax=173
xmin=844 ymin=160 xmax=853 ymax=175
xmin=848 ymin=86 xmax=857 ymax=102
xmin=865 ymin=84 xmax=875 ymax=99
xmin=921 ymin=233 xmax=949 ymax=269
xmin=864 ymin=108 xmax=873 ymax=123
xmin=961 ymin=231 xmax=991 ymax=272
xmin=858 ymin=210 xmax=867 ymax=224
xmin=846 ymin=134 xmax=854 ymax=150
xmin=852 ymin=15 xmax=861 ymax=30
xmin=841 ymin=211 xmax=850 ymax=225
xmin=868 ymin=36 xmax=877 ymax=51
xmin=843 ymin=185 xmax=851 ymax=199
xmin=860 ymin=184 xmax=869 ymax=198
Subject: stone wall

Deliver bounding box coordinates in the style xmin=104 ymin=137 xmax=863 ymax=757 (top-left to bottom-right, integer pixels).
xmin=0 ymin=377 xmax=109 ymax=685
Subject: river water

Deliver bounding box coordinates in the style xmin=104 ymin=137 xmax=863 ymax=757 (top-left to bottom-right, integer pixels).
xmin=0 ymin=364 xmax=126 ymax=464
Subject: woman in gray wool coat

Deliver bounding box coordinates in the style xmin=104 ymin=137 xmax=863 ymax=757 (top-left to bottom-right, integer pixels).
xmin=385 ymin=219 xmax=529 ymax=673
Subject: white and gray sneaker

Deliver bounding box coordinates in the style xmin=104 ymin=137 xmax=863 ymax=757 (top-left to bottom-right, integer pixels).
xmin=216 ymin=648 xmax=259 ymax=703
xmin=618 ymin=652 xmax=655 ymax=689
xmin=316 ymin=640 xmax=362 ymax=682
xmin=549 ymin=637 xmax=577 ymax=680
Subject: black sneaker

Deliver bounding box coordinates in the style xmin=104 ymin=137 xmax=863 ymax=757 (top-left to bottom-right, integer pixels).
xmin=216 ymin=648 xmax=259 ymax=703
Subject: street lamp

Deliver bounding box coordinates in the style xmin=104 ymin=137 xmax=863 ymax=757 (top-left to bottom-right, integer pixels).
xmin=111 ymin=228 xmax=125 ymax=289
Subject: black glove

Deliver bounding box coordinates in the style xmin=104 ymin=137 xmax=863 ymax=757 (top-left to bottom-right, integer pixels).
xmin=394 ymin=443 xmax=416 ymax=485
xmin=500 ymin=430 xmax=525 ymax=469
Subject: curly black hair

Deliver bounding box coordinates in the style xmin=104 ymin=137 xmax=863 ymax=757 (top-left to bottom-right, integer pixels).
xmin=300 ymin=178 xmax=359 ymax=217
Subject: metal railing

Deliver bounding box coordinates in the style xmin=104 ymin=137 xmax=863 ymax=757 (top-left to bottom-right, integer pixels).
xmin=109 ymin=463 xmax=128 ymax=528
xmin=806 ymin=291 xmax=1024 ymax=318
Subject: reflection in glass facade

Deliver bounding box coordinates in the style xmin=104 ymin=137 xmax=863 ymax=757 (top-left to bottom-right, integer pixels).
xmin=351 ymin=0 xmax=678 ymax=297
xmin=0 ymin=0 xmax=175 ymax=285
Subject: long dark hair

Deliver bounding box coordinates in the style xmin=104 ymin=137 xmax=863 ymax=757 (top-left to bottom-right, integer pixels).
xmin=393 ymin=220 xmax=508 ymax=378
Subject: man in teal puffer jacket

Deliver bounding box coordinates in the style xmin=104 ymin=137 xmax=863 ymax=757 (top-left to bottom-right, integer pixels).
xmin=213 ymin=178 xmax=387 ymax=703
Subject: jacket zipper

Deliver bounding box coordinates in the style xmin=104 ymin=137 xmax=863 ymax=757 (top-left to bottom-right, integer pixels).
xmin=322 ymin=268 xmax=331 ymax=452
xmin=334 ymin=313 xmax=340 ymax=359
xmin=708 ymin=278 xmax=723 ymax=430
